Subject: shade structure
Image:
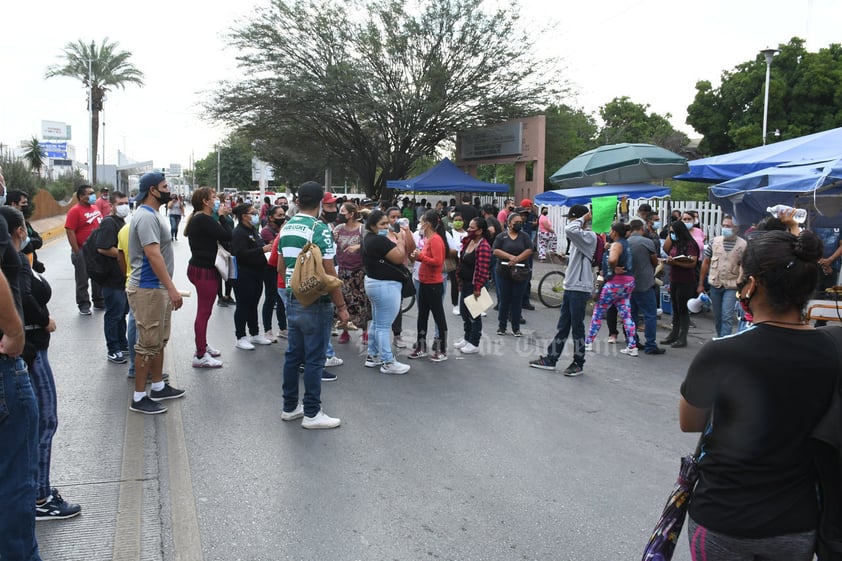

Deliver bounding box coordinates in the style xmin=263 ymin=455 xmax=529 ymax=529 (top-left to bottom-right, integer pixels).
xmin=709 ymin=157 xmax=842 ymax=226
xmin=677 ymin=127 xmax=842 ymax=183
xmin=535 ymin=183 xmax=671 ymax=207
xmin=387 ymin=158 xmax=508 ymax=193
xmin=549 ymin=143 xmax=688 ymax=188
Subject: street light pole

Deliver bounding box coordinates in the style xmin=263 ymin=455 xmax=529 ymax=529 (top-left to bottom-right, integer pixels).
xmin=88 ymin=41 xmax=95 ymax=182
xmin=761 ymin=47 xmax=779 ymax=146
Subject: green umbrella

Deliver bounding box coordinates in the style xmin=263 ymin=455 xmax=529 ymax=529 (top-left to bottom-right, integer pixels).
xmin=550 ymin=143 xmax=689 ymax=187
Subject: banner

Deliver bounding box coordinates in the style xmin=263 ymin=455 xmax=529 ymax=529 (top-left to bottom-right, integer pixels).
xmin=590 ymin=195 xmax=617 ymax=233
xmin=41 ymin=142 xmax=67 ymax=159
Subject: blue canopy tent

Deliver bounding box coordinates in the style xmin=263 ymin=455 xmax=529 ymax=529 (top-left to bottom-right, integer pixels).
xmin=387 ymin=158 xmax=508 ymax=193
xmin=535 ymin=183 xmax=671 ymax=206
xmin=676 ymin=127 xmax=842 ymax=183
xmin=709 ymin=158 xmax=842 ymax=227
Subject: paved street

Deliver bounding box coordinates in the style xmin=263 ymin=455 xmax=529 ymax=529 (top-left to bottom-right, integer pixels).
xmin=31 ymin=216 xmax=711 ymax=561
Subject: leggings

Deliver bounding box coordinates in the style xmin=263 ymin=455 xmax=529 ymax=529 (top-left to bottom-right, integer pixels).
xmin=688 ymin=518 xmax=815 ymax=561
xmin=232 ymin=267 xmax=263 ymax=338
xmin=188 ymin=265 xmax=220 ymax=357
xmin=586 ymin=276 xmax=636 ymax=348
xmin=262 ymin=267 xmax=286 ymax=332
xmin=416 ymin=282 xmax=447 ymax=351
xmin=30 ymin=349 xmax=57 ymax=501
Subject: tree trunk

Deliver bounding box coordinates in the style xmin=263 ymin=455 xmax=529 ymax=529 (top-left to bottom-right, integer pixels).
xmin=91 ymin=109 xmax=100 ymax=186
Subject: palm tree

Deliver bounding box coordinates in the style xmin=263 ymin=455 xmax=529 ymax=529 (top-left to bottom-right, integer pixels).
xmin=22 ymin=136 xmax=45 ymax=177
xmin=45 ymin=38 xmax=144 ymax=185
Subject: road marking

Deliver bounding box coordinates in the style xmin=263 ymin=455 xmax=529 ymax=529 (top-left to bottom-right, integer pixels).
xmin=112 ymin=409 xmax=144 ymax=561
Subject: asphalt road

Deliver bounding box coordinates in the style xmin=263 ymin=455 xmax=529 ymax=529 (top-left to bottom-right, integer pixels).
xmin=33 ymin=216 xmax=711 ymax=561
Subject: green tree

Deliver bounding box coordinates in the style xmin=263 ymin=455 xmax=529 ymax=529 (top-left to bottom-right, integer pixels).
xmin=543 ymin=104 xmax=599 ymax=187
xmin=207 ymin=0 xmax=565 ymax=198
xmin=48 ymin=169 xmax=86 ymax=202
xmin=597 ymin=96 xmax=689 ymax=153
xmin=0 ymin=158 xmax=38 ymax=196
xmin=45 ymin=38 xmax=144 ymax=186
xmin=22 ymin=137 xmax=46 ymax=178
xmin=194 ymin=135 xmax=255 ymax=191
xmin=687 ymin=37 xmax=842 ymax=155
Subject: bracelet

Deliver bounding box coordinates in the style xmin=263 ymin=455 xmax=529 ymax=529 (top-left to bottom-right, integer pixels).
xmin=336 ymin=303 xmax=347 ymax=309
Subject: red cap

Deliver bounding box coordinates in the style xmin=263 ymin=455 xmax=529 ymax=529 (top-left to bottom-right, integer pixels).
xmin=322 ymin=192 xmax=338 ymax=204
xmin=520 ymin=198 xmax=532 ymax=207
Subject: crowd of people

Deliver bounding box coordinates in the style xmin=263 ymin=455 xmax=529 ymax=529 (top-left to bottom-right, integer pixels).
xmin=1 ymin=162 xmax=840 ymax=559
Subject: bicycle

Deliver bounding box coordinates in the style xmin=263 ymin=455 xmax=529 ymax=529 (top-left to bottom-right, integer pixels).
xmin=537 ymin=253 xmax=567 ymax=308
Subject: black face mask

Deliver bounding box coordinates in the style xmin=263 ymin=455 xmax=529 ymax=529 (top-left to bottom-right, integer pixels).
xmin=272 ymin=217 xmax=285 ymax=227
xmin=323 ymin=211 xmax=338 ymax=223
xmin=335 ymin=214 xmax=347 ymax=225
xmin=512 ymin=223 xmax=523 ymax=232
xmin=155 ymin=190 xmax=172 ymax=205
xmin=280 ymin=205 xmax=289 ymax=212
xmin=20 ymin=205 xmax=32 ymax=219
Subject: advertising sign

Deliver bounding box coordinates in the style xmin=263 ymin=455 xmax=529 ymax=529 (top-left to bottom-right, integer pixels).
xmin=459 ymin=122 xmax=523 ymax=160
xmin=41 ymin=142 xmax=67 ymax=159
xmin=41 ymin=120 xmax=70 ymax=140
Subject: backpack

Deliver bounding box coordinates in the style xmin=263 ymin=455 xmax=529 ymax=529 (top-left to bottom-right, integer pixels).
xmin=565 ymin=231 xmax=606 ymax=267
xmin=81 ymin=227 xmax=110 ymax=284
xmin=289 ymin=219 xmax=342 ymax=307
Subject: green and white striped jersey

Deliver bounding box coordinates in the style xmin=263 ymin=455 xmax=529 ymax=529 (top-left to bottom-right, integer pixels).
xmin=278 ymin=213 xmax=337 ymax=287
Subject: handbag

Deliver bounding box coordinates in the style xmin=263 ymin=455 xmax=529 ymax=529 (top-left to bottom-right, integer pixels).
xmin=215 ymin=245 xmax=235 ymax=280
xmin=500 ymin=262 xmax=530 ymax=283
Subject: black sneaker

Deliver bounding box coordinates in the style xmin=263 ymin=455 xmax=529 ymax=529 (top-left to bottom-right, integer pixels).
xmin=528 ymin=357 xmax=556 ymax=370
xmin=321 ymin=370 xmax=337 ymax=382
xmin=645 ymin=347 xmax=667 ymax=355
xmin=130 ymin=396 xmax=167 ymax=414
xmin=217 ymin=299 xmax=229 ymax=307
xmin=149 ymin=383 xmax=186 ymax=401
xmin=563 ymin=363 xmax=584 ymax=377
xmin=107 ymin=351 xmax=128 ymax=364
xmin=35 ymin=489 xmax=81 ymax=521
xmin=522 ymin=302 xmax=536 ymax=311
xmin=79 ymin=307 xmax=92 ymax=316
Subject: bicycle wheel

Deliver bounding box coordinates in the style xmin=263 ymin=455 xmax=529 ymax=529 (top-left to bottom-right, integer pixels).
xmin=538 ymin=270 xmax=566 ymax=308
xmin=401 ymin=293 xmax=415 ymax=314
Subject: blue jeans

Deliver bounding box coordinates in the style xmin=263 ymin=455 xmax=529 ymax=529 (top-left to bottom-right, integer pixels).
xmin=282 ymin=296 xmax=333 ymax=417
xmin=709 ymin=285 xmax=737 ymax=338
xmin=102 ymin=286 xmax=129 ymax=354
xmin=29 ymin=350 xmax=57 ymax=501
xmin=364 ymin=277 xmax=401 ymax=364
xmin=459 ymin=283 xmax=483 ymax=346
xmin=544 ymin=290 xmax=589 ymax=366
xmin=630 ymin=289 xmax=659 ymax=352
xmin=0 ymin=357 xmax=41 ymax=561
xmin=496 ymin=269 xmax=527 ymax=332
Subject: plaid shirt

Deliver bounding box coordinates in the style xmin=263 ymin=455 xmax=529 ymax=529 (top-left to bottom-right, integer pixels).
xmin=459 ymin=236 xmax=492 ymax=292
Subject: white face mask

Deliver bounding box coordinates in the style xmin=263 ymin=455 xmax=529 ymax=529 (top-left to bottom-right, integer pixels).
xmin=115 ymin=204 xmax=130 ymax=218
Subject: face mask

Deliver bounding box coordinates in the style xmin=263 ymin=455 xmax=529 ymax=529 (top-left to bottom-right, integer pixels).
xmin=88 ymin=193 xmax=97 ymax=204
xmin=20 ymin=205 xmax=32 ymax=219
xmin=683 ymin=221 xmax=693 ymax=229
xmin=378 ymin=229 xmax=389 ymax=236
xmin=280 ymin=205 xmax=289 ymax=212
xmin=512 ymin=223 xmax=523 ymax=232
xmin=336 ymin=214 xmax=347 ymax=225
xmin=0 ymin=194 xmax=5 ymax=207
xmin=115 ymin=204 xmax=130 ymax=218
xmin=21 ymin=235 xmax=30 ymax=251
xmin=323 ymin=211 xmax=338 ymax=223
xmin=155 ymin=190 xmax=172 ymax=205
xmin=468 ymin=229 xmax=480 ymax=239
xmin=273 ymin=217 xmax=285 ymax=227
xmin=508 ymin=206 xmax=515 ymax=212
xmin=670 ymin=233 xmax=677 ymax=241
xmin=251 ymin=214 xmax=260 ymax=226
xmin=541 ymin=210 xmax=548 ymax=216
xmin=721 ymin=227 xmax=734 ymax=238
xmin=653 ymin=221 xmax=661 ymax=230
xmin=213 ymin=200 xmax=221 ymax=212
xmin=452 ymin=220 xmax=464 ymax=230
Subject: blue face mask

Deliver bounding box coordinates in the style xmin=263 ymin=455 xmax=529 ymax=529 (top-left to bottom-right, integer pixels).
xmin=378 ymin=229 xmax=389 ymax=236
xmin=213 ymin=200 xmax=221 ymax=212
xmin=683 ymin=221 xmax=693 ymax=229
xmin=653 ymin=221 xmax=661 ymax=230
xmin=670 ymin=233 xmax=677 ymax=241
xmin=22 ymin=235 xmax=30 ymax=250
xmin=88 ymin=193 xmax=97 ymax=204
xmin=721 ymin=227 xmax=734 ymax=238
xmin=251 ymin=214 xmax=260 ymax=226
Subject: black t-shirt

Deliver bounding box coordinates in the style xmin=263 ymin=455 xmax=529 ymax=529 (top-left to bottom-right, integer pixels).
xmin=680 ymin=324 xmax=838 ymax=537
xmin=362 ymin=232 xmax=402 ymax=281
xmin=492 ymin=231 xmax=533 ymax=264
xmin=95 ymin=215 xmax=126 ymax=288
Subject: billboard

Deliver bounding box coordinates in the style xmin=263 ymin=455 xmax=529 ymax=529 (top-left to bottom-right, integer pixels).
xmin=41 ymin=142 xmax=68 ymax=159
xmin=41 ymin=120 xmax=71 ymax=140
xmin=459 ymin=122 xmax=523 ymax=160
xmin=251 ymin=158 xmax=275 ymax=181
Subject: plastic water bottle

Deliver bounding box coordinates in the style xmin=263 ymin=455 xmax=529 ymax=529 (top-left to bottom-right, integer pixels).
xmin=766 ymin=205 xmax=807 ymax=224
xmin=397 ymin=218 xmax=410 ymax=229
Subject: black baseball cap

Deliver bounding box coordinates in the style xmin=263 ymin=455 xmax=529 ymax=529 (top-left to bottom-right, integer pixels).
xmin=567 ymin=204 xmax=589 ymax=219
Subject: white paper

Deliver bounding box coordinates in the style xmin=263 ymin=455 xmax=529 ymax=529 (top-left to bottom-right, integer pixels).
xmin=463 ymin=287 xmax=493 ymax=319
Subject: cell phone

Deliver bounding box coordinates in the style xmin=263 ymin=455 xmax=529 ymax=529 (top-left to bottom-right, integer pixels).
xmin=392 ymin=223 xmax=401 ymax=233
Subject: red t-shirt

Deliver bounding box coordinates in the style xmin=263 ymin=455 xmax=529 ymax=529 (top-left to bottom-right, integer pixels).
xmin=65 ymin=203 xmax=103 ymax=246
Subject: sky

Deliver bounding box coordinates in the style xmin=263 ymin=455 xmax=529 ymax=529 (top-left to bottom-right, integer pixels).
xmin=0 ymin=0 xmax=838 ymax=173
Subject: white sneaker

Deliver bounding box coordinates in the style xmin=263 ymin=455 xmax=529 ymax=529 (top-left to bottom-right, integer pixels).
xmin=263 ymin=330 xmax=278 ymax=343
xmin=620 ymin=347 xmax=639 ymax=357
xmin=452 ymin=306 xmax=461 ymax=315
xmin=192 ymin=352 xmax=222 ymax=368
xmin=281 ymin=403 xmax=304 ymax=421
xmin=584 ymin=342 xmax=593 ymax=352
xmin=364 ymin=355 xmax=382 ymax=368
xmin=459 ymin=342 xmax=479 ymax=354
xmin=394 ymin=335 xmax=407 ymax=349
xmin=276 ymin=329 xmax=288 ymax=339
xmin=235 ymin=337 xmax=255 ymax=350
xmin=302 ymin=410 xmax=341 ymax=429
xmin=205 ymin=344 xmax=222 ymax=357
xmin=380 ymin=361 xmax=410 ymax=375
xmin=453 ymin=339 xmax=468 ymax=349
xmin=325 ymin=356 xmax=344 ymax=367
xmin=250 ymin=335 xmax=273 ymax=346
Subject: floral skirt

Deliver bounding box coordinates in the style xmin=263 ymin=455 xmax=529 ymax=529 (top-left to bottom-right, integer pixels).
xmin=338 ymin=267 xmax=371 ymax=328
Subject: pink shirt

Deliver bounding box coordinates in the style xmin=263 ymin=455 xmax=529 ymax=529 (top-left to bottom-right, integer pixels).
xmin=539 ymin=214 xmax=553 ymax=233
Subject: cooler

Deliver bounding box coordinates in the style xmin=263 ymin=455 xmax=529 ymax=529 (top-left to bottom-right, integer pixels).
xmin=660 ymin=285 xmax=672 ymax=315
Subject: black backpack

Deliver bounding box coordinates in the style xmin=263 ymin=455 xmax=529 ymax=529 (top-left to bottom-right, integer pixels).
xmin=81 ymin=226 xmax=110 ymax=284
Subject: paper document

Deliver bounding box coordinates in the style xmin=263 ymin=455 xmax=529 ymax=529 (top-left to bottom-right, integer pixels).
xmin=463 ymin=287 xmax=494 ymax=319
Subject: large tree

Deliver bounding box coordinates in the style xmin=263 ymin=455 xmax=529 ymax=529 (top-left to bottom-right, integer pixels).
xmin=22 ymin=137 xmax=46 ymax=178
xmin=45 ymin=38 xmax=144 ymax=186
xmin=687 ymin=37 xmax=842 ymax=155
xmin=597 ymin=96 xmax=689 ymax=154
xmin=543 ymin=104 xmax=599 ymax=187
xmin=207 ymin=0 xmax=564 ymax=198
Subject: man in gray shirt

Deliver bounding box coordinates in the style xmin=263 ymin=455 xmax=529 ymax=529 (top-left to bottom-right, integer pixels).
xmin=126 ymin=172 xmax=185 ymax=414
xmin=628 ymin=219 xmax=665 ymax=355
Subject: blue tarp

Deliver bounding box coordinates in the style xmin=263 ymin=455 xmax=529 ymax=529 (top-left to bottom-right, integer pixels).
xmin=708 ymin=158 xmax=842 ymax=226
xmin=535 ymin=183 xmax=671 ymax=206
xmin=676 ymin=127 xmax=842 ymax=183
xmin=387 ymin=158 xmax=509 ymax=193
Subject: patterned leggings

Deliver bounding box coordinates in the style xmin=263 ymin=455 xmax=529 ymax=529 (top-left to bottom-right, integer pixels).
xmin=586 ymin=277 xmax=636 ymax=348
xmin=537 ymin=231 xmax=557 ymax=260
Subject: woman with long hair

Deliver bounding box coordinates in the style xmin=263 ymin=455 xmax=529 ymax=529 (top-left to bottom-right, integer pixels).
xmin=259 ymin=205 xmax=287 ymax=341
xmin=409 ymin=210 xmax=449 ymax=361
xmin=360 ymin=210 xmax=410 ymax=374
xmin=680 ymin=229 xmax=834 ymax=561
xmin=215 ymin=194 xmax=236 ymax=306
xmin=660 ymin=219 xmax=700 ymax=348
xmin=454 ymin=217 xmax=492 ymax=354
xmin=333 ymin=202 xmax=371 ymax=344
xmin=184 ymin=187 xmax=232 ymax=367
xmin=230 ymin=203 xmax=273 ymax=350
xmin=584 ymin=221 xmax=638 ymax=355
xmin=492 ymin=212 xmax=534 ymax=337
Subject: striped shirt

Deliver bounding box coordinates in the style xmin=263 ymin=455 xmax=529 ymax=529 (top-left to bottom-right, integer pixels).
xmin=278 ymin=213 xmax=337 ymax=287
